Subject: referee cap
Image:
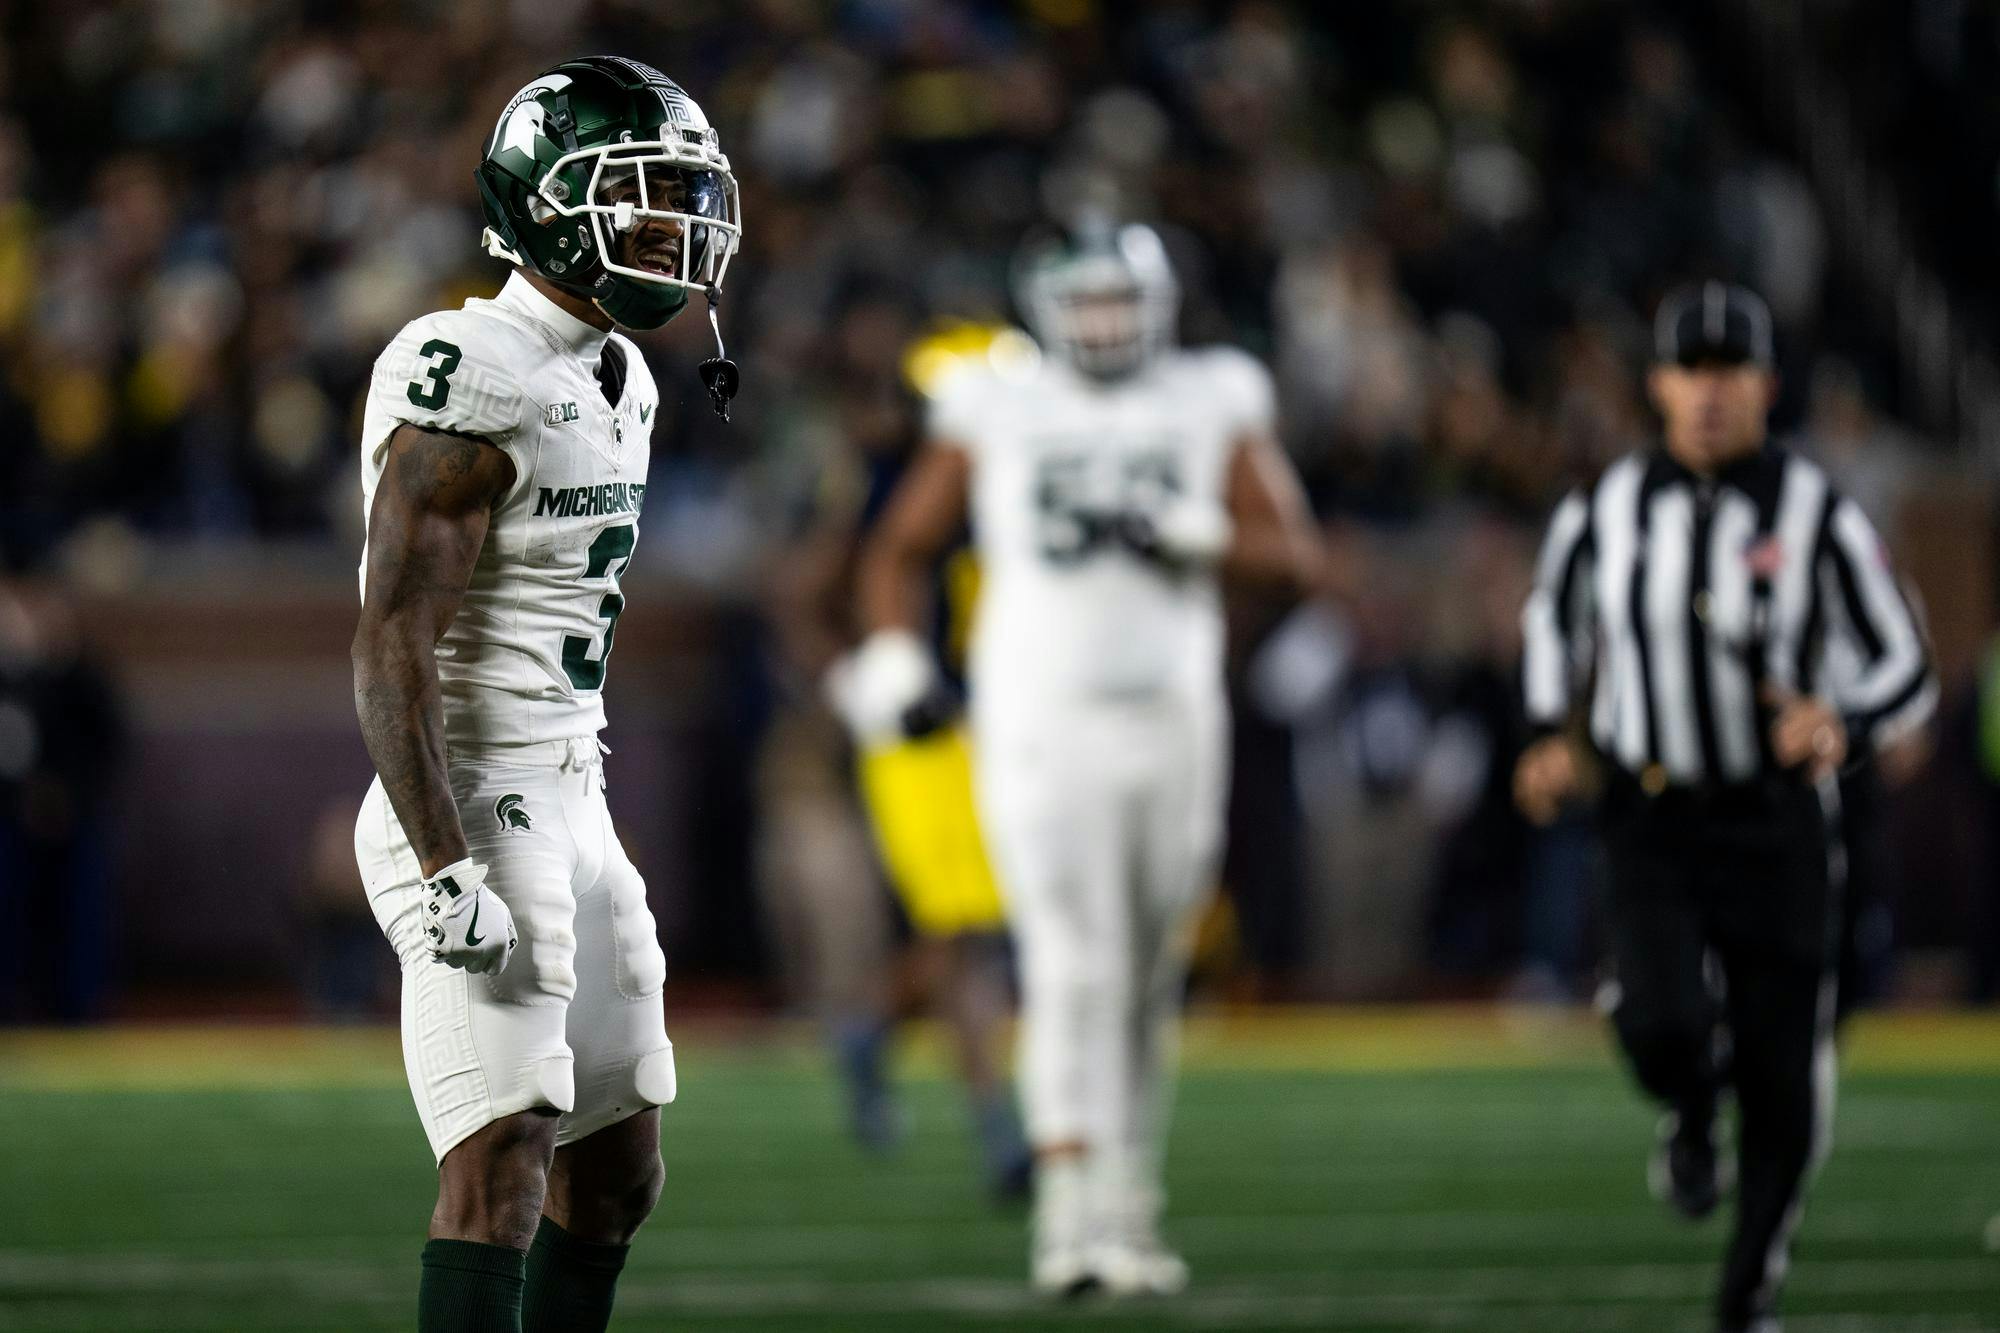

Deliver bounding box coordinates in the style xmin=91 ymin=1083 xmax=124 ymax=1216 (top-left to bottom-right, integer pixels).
xmin=1653 ymin=280 xmax=1775 ymax=368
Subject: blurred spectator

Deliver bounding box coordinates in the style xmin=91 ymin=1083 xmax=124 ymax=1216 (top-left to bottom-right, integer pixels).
xmin=1422 ymin=516 xmax=1592 ymax=999
xmin=0 ymin=1 xmax=1921 ymax=569
xmin=299 ymin=798 xmax=390 ymax=1020
xmin=1792 ymin=356 xmax=1927 ymax=527
xmin=0 ymin=578 xmax=128 ymax=1022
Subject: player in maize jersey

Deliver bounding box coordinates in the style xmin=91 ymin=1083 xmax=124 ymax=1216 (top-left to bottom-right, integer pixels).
xmin=349 ymin=57 xmax=739 ymax=1333
xmin=854 ymin=221 xmax=1327 ymax=1297
xmin=784 ymin=322 xmax=1032 ymax=1196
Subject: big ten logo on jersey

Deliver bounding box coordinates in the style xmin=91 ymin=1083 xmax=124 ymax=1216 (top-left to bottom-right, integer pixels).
xmin=1033 ymin=444 xmax=1182 ymax=564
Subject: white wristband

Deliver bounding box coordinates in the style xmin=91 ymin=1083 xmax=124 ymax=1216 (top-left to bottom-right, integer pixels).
xmin=423 ymin=858 xmax=484 ymax=893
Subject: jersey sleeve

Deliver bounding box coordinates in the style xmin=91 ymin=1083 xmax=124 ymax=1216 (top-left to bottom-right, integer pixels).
xmin=1198 ymin=346 xmax=1277 ymax=440
xmin=363 ymin=310 xmax=534 ymax=479
xmin=1817 ymin=495 xmax=1936 ymax=749
xmin=1520 ymin=488 xmax=1596 ymax=734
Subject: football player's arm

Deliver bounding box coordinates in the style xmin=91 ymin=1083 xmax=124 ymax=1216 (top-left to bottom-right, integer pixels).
xmin=836 ymin=442 xmax=971 ymax=742
xmin=351 ymin=424 xmax=516 ymax=877
xmin=858 ymin=442 xmax=970 ymax=633
xmin=1219 ymin=430 xmax=1327 ymax=593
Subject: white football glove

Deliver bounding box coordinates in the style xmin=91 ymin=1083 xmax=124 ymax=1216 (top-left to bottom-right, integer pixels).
xmin=824 ymin=629 xmax=937 ymax=746
xmin=421 ymin=858 xmax=517 ymax=975
xmin=1119 ymin=497 xmax=1233 ymax=569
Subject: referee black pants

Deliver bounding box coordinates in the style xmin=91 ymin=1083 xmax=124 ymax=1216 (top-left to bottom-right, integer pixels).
xmin=1601 ymin=776 xmax=1838 ymax=1325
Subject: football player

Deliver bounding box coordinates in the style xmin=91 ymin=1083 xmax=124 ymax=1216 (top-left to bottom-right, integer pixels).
xmin=851 ymin=222 xmax=1324 ymax=1296
xmin=349 ymin=57 xmax=739 ymax=1333
xmin=794 ymin=321 xmax=1031 ymax=1194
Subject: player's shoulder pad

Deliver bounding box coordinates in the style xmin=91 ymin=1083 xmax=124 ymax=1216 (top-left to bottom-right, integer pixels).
xmin=924 ymin=358 xmax=1010 ymax=448
xmin=1180 ymin=343 xmax=1277 ymax=435
xmin=372 ymin=306 xmax=539 ymax=440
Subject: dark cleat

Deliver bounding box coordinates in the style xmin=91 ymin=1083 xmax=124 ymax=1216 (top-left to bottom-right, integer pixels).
xmin=1032 ymin=1250 xmax=1103 ymax=1300
xmin=1649 ymin=1109 xmax=1728 ymax=1220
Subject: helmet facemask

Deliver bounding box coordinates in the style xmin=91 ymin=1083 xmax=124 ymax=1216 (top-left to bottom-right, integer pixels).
xmin=477 ymin=63 xmax=742 ymax=333
xmin=543 ymin=143 xmax=741 ymax=302
xmin=1018 ymin=225 xmax=1179 ymax=380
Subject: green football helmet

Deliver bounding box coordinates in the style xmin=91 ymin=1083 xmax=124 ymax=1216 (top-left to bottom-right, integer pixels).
xmin=1014 ymin=219 xmax=1179 ymax=380
xmin=475 ymin=56 xmax=742 ymax=333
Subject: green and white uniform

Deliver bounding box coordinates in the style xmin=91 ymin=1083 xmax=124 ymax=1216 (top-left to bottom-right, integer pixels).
xmin=354 ymin=273 xmax=675 ymax=1162
xmin=935 ymin=341 xmax=1273 ymax=1265
xmin=358 ymin=272 xmax=659 ymax=745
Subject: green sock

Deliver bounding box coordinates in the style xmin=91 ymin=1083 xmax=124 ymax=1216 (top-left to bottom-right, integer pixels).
xmin=419 ymin=1238 xmax=525 ymax=1332
xmin=521 ymin=1216 xmax=631 ymax=1333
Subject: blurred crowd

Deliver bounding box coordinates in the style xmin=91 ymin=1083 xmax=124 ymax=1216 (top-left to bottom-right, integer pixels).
xmin=0 ymin=0 xmax=1918 ymax=564
xmin=1 ymin=0 xmax=1995 ymax=1011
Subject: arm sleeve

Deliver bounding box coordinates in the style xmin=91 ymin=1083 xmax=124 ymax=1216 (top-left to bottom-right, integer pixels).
xmin=364 ymin=311 xmax=533 ymax=488
xmin=1520 ymin=489 xmax=1595 ymax=734
xmin=1818 ymin=497 xmax=1936 ymax=749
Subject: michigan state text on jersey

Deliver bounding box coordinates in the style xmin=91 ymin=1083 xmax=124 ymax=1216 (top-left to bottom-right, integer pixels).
xmin=347 ymin=57 xmax=740 ymax=1333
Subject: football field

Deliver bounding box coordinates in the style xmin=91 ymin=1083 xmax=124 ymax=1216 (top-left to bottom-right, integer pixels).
xmin=1 ymin=1010 xmax=1995 ymax=1332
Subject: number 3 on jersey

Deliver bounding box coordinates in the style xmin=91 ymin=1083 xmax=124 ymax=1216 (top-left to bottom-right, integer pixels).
xmin=406 ymin=339 xmax=462 ymax=411
xmin=562 ymin=524 xmax=635 ymax=691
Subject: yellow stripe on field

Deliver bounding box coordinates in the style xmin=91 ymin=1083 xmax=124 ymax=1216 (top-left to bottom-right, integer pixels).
xmin=1177 ymin=1006 xmax=2000 ymax=1073
xmin=0 ymin=1025 xmax=407 ymax=1091
xmin=1 ymin=1007 xmax=1996 ymax=1091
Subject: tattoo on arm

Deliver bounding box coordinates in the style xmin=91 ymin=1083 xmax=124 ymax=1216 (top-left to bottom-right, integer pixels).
xmin=352 ymin=425 xmax=515 ymax=878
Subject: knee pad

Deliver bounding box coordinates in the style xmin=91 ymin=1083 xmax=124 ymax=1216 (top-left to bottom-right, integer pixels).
xmin=633 ymin=1044 xmax=677 ymax=1106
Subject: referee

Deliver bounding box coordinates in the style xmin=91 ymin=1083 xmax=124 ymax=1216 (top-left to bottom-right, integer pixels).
xmin=1514 ymin=282 xmax=1935 ymax=1333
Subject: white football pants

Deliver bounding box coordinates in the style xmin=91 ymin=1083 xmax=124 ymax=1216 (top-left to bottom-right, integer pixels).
xmin=975 ymin=691 xmax=1228 ymax=1225
xmin=355 ymin=736 xmax=676 ymax=1163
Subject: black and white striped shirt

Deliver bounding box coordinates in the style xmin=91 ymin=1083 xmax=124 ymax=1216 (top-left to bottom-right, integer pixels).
xmin=1523 ymin=446 xmax=1935 ymax=788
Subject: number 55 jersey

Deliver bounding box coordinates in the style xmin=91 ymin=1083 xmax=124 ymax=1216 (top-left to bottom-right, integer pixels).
xmin=358 ymin=270 xmax=659 ymax=747
xmin=931 ymin=343 xmax=1274 ymax=724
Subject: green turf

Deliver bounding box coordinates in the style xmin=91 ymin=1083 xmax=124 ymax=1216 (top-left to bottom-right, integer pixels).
xmin=0 ymin=1052 xmax=1995 ymax=1331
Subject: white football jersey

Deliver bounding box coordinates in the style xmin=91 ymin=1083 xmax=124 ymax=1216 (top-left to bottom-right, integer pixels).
xmin=933 ymin=344 xmax=1274 ymax=721
xmin=359 ymin=272 xmax=660 ymax=746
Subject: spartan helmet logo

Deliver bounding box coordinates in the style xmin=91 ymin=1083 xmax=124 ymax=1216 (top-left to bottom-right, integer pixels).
xmin=495 ymin=793 xmax=532 ymax=833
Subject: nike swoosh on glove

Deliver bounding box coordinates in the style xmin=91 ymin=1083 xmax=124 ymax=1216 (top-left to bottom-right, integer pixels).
xmin=421 ymin=858 xmax=518 ymax=975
